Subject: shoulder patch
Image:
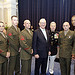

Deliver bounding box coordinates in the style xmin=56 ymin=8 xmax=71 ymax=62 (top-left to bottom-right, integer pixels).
xmin=21 ymin=36 xmax=25 ymax=40
xmin=8 ymin=33 xmax=12 ymax=36
xmin=0 ymin=49 xmax=4 ymax=53
xmin=24 ymin=48 xmax=29 ymax=50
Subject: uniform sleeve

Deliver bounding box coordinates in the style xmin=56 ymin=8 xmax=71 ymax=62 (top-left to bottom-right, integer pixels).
xmin=72 ymin=32 xmax=75 ymax=55
xmin=32 ymin=31 xmax=38 ymax=55
xmin=0 ymin=35 xmax=7 ymax=57
xmin=58 ymin=32 xmax=61 ymax=46
xmin=7 ymin=29 xmax=18 ymax=51
xmin=19 ymin=33 xmax=32 ymax=54
xmin=0 ymin=49 xmax=7 ymax=57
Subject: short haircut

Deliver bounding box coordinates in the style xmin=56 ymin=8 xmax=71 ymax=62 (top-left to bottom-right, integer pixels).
xmin=71 ymin=15 xmax=75 ymax=20
xmin=39 ymin=18 xmax=46 ymax=23
xmin=24 ymin=20 xmax=30 ymax=24
xmin=0 ymin=21 xmax=4 ymax=24
xmin=50 ymin=22 xmax=56 ymax=26
xmin=63 ymin=22 xmax=70 ymax=25
xmin=11 ymin=15 xmax=17 ymax=19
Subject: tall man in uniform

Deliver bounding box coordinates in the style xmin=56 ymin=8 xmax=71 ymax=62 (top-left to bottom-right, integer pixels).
xmin=33 ymin=18 xmax=49 ymax=75
xmin=19 ymin=20 xmax=33 ymax=75
xmin=7 ymin=16 xmax=20 ymax=75
xmin=58 ymin=22 xmax=74 ymax=75
xmin=0 ymin=21 xmax=10 ymax=75
xmin=71 ymin=15 xmax=75 ymax=75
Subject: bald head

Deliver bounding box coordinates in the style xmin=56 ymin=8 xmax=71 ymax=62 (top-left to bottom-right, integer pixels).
xmin=39 ymin=18 xmax=46 ymax=29
xmin=23 ymin=20 xmax=31 ymax=29
xmin=50 ymin=22 xmax=56 ymax=26
xmin=50 ymin=22 xmax=56 ymax=32
xmin=63 ymin=22 xmax=70 ymax=31
xmin=24 ymin=20 xmax=30 ymax=24
xmin=63 ymin=22 xmax=69 ymax=25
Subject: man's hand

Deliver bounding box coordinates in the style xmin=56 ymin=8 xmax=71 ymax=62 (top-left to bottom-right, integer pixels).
xmin=18 ymin=47 xmax=21 ymax=52
xmin=72 ymin=55 xmax=75 ymax=59
xmin=6 ymin=52 xmax=10 ymax=58
xmin=31 ymin=49 xmax=33 ymax=54
xmin=34 ymin=54 xmax=39 ymax=59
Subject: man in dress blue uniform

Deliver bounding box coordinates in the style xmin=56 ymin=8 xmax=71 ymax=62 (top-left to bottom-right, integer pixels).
xmin=46 ymin=22 xmax=59 ymax=75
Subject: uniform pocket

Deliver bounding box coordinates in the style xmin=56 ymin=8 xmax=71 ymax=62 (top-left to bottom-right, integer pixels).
xmin=0 ymin=40 xmax=4 ymax=44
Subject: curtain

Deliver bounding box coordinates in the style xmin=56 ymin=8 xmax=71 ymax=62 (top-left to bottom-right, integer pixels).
xmin=18 ymin=0 xmax=75 ymax=30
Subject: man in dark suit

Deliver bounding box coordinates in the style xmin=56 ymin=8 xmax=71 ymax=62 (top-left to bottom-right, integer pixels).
xmin=33 ymin=18 xmax=49 ymax=75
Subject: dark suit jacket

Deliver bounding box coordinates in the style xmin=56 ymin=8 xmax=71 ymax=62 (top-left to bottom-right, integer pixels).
xmin=32 ymin=28 xmax=49 ymax=58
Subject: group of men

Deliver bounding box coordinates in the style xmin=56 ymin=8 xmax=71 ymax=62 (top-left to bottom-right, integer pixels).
xmin=0 ymin=15 xmax=75 ymax=75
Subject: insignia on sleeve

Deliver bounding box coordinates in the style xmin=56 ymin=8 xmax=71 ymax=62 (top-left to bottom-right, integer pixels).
xmin=21 ymin=36 xmax=25 ymax=40
xmin=0 ymin=49 xmax=4 ymax=53
xmin=24 ymin=48 xmax=29 ymax=50
xmin=8 ymin=33 xmax=12 ymax=36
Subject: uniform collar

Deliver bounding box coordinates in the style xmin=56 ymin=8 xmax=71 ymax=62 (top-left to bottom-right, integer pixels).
xmin=12 ymin=25 xmax=17 ymax=31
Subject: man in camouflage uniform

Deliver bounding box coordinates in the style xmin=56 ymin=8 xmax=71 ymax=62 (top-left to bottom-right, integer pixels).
xmin=58 ymin=22 xmax=74 ymax=75
xmin=71 ymin=15 xmax=75 ymax=75
xmin=19 ymin=20 xmax=33 ymax=75
xmin=7 ymin=16 xmax=20 ymax=75
xmin=0 ymin=21 xmax=10 ymax=75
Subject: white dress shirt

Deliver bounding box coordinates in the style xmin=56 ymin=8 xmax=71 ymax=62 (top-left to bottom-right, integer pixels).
xmin=40 ymin=27 xmax=47 ymax=40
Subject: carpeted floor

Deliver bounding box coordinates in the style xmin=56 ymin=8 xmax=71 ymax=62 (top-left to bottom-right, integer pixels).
xmin=31 ymin=57 xmax=75 ymax=75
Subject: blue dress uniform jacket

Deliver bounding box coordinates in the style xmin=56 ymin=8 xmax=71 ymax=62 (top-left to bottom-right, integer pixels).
xmin=49 ymin=31 xmax=59 ymax=56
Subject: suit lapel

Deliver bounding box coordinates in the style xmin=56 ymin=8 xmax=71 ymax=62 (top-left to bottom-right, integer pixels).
xmin=39 ymin=28 xmax=47 ymax=41
xmin=46 ymin=30 xmax=48 ymax=41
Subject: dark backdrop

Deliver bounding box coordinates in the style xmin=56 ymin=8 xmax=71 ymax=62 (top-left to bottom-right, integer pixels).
xmin=18 ymin=0 xmax=75 ymax=31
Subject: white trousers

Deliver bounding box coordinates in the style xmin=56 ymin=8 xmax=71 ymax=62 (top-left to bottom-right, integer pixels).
xmin=46 ymin=55 xmax=56 ymax=74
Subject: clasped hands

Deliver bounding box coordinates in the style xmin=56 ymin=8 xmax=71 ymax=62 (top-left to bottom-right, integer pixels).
xmin=6 ymin=52 xmax=10 ymax=58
